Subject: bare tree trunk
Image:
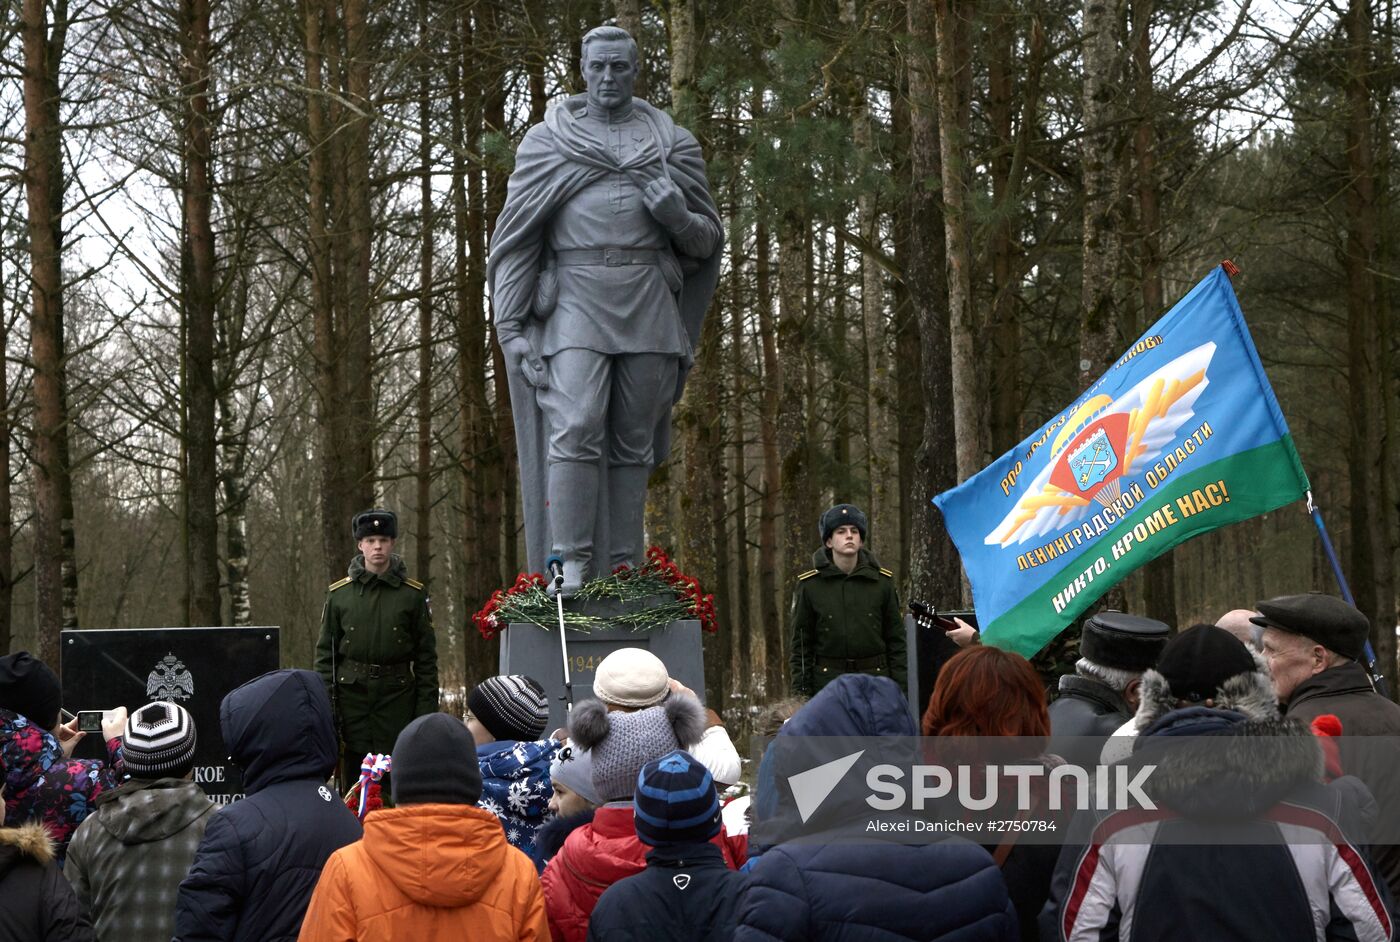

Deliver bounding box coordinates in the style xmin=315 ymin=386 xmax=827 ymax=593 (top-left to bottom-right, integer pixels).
xmin=218 ymin=378 xmax=251 ymax=626
xmin=755 ymin=216 xmax=783 ymax=693
xmin=1343 ymin=0 xmax=1397 ymax=690
xmin=774 ymin=207 xmax=808 ymax=695
xmin=217 ymin=262 xmax=251 ymax=627
xmin=831 ymin=236 xmax=851 ymax=478
xmin=458 ymin=5 xmax=502 ymax=685
xmin=341 ymin=0 xmax=375 ymax=512
xmin=1079 ymin=0 xmax=1126 ymax=387
xmin=480 ymin=2 xmax=518 ymax=582
xmin=987 ymin=3 xmax=1035 ymax=456
xmin=311 ymin=0 xmax=376 ymax=579
xmin=906 ymin=0 xmax=960 ymax=606
xmin=892 ymin=92 xmax=920 ymax=583
xmin=23 ymin=0 xmax=75 ymax=657
xmin=306 ymin=0 xmax=341 ymax=582
xmin=1130 ymin=0 xmax=1177 ymax=627
xmin=454 ymin=7 xmax=489 ymax=646
xmin=843 ymin=0 xmax=889 ymax=546
xmin=415 ymin=0 xmax=434 ymax=583
xmin=182 ymin=0 xmax=221 ymax=626
xmin=932 ymin=0 xmax=984 ymax=482
xmin=0 ymin=258 xmax=12 ymax=649
xmin=667 ymin=0 xmax=697 ymax=125
xmin=726 ymin=209 xmax=752 ymax=691
xmin=770 ymin=1 xmax=817 ymax=697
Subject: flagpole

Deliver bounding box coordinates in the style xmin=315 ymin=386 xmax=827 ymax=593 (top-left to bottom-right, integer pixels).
xmin=1306 ymin=491 xmax=1388 ymax=697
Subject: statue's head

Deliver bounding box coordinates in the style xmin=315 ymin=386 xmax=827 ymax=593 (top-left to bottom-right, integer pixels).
xmin=581 ymin=25 xmax=638 ymax=112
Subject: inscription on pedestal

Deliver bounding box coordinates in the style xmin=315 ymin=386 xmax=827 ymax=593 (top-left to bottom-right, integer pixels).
xmin=499 ymin=620 xmax=705 ymax=736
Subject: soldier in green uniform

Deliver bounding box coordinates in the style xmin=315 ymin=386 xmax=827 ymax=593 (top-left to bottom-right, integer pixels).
xmin=789 ymin=503 xmax=907 ymax=698
xmin=315 ymin=509 xmax=438 ymax=788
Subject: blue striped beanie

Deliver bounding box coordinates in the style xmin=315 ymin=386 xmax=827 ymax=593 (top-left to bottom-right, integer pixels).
xmin=633 ymin=750 xmax=721 ymax=846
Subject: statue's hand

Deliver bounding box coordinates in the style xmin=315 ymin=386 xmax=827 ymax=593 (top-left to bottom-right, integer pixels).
xmin=641 ymin=176 xmax=690 ymax=232
xmin=504 ymin=337 xmax=547 ymax=390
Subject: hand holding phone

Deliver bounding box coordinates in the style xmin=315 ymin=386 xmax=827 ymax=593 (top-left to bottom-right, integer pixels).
xmin=53 ymin=717 xmax=85 ymax=758
xmin=100 ymin=706 xmax=129 ymax=742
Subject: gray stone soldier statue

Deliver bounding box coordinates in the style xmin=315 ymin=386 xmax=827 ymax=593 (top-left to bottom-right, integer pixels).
xmin=486 ymin=25 xmax=723 ymax=595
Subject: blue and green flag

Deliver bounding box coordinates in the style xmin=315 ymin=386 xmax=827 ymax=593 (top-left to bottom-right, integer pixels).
xmin=932 ymin=266 xmax=1310 ymax=656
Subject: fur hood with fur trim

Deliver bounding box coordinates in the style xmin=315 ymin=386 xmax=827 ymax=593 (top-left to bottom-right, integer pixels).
xmin=1134 ymin=711 xmax=1325 ymax=819
xmin=0 ymin=822 xmax=95 ymax=942
xmin=0 ymin=822 xmax=56 ymax=870
xmin=1130 ymin=648 xmax=1278 ymax=732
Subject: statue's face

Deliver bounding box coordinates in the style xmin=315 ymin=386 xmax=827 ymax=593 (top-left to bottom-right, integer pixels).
xmin=583 ymin=39 xmax=636 ymax=112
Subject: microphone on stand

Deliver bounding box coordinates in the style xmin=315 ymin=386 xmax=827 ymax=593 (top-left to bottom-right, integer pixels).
xmin=545 ymin=555 xmax=566 ymax=589
xmin=544 ymin=555 xmax=574 ymax=711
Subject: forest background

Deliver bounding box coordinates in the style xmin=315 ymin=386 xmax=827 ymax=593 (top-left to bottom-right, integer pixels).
xmin=1 ymin=0 xmax=1395 ymax=722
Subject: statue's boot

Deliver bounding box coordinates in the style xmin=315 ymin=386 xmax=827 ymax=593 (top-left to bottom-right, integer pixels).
xmin=607 ymin=464 xmax=652 ymax=571
xmin=548 ymin=460 xmax=597 ymax=597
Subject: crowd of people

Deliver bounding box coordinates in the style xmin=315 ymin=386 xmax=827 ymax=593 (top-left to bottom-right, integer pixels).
xmin=0 ymin=588 xmax=1397 ymax=941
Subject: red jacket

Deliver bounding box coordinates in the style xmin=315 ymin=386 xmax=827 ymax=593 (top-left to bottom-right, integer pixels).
xmin=298 ymin=803 xmax=548 ymax=941
xmin=539 ymin=805 xmax=746 ymax=942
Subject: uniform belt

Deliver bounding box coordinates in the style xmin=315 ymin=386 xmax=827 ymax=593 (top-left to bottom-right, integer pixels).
xmin=553 ymin=248 xmax=663 ymax=268
xmin=344 ymin=659 xmax=413 ymax=680
xmin=816 ymin=654 xmax=887 ymax=672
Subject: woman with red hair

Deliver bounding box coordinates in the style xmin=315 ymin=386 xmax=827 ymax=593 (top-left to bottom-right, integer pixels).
xmin=922 ymin=645 xmax=1051 ymax=740
xmin=923 ymin=646 xmax=1063 ymax=941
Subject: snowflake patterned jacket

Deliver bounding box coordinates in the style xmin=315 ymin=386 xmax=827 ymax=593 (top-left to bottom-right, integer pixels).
xmin=1 ymin=708 xmax=124 ymax=862
xmin=477 ymin=738 xmax=560 ymax=872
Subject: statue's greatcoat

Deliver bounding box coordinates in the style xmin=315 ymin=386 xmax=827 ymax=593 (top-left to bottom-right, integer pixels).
xmin=487 ymin=95 xmax=723 ymax=573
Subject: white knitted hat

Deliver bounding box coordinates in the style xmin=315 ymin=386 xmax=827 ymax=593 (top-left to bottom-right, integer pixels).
xmin=592 ymin=648 xmax=669 ymax=708
xmin=123 ymin=701 xmax=198 ymax=778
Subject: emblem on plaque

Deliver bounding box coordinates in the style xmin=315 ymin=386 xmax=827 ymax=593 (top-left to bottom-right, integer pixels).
xmin=146 ymin=653 xmax=195 ymax=701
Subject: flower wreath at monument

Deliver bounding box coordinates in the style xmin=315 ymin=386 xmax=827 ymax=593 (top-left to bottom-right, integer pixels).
xmin=473 ymin=546 xmax=719 ymax=639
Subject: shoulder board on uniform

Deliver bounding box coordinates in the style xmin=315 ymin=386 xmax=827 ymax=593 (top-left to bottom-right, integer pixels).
xmin=797 ymin=569 xmax=819 ymax=581
xmin=327 ymin=577 xmax=352 ymax=591
xmin=879 ymin=567 xmax=894 ymax=578
xmin=404 ymin=577 xmax=425 ymax=591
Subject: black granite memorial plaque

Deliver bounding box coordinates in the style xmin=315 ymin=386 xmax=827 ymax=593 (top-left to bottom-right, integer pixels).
xmin=60 ymin=627 xmax=280 ymax=804
xmin=498 ymin=621 xmax=705 ymax=736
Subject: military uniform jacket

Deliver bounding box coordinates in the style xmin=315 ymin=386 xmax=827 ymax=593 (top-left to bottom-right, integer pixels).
xmin=788 ymin=548 xmax=907 ymax=697
xmin=315 ymin=554 xmax=438 ymax=757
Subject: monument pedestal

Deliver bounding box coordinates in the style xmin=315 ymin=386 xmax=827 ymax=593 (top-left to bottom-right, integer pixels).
xmin=499 ymin=607 xmax=705 ymax=736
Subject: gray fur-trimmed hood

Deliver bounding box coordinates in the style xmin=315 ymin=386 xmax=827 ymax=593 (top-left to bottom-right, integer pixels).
xmin=1134 ymin=711 xmax=1324 ymax=819
xmin=1130 ymin=648 xmax=1278 ymax=732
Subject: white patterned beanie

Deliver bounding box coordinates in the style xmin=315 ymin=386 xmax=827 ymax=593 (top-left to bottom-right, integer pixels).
xmin=123 ymin=701 xmax=198 ymax=779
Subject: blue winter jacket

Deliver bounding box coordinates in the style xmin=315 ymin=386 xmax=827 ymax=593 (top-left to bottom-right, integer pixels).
xmin=477 ymin=738 xmax=559 ymax=871
xmin=733 ymin=675 xmax=1019 ymax=942
xmin=172 ymin=669 xmax=362 ymax=942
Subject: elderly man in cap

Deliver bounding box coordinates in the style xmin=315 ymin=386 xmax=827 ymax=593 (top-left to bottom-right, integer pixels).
xmin=789 ymin=503 xmax=906 ymax=698
xmin=315 ymin=509 xmax=438 ymax=790
xmin=1256 ymin=593 xmax=1400 ymax=896
xmin=1047 ymin=611 xmax=1169 ymax=769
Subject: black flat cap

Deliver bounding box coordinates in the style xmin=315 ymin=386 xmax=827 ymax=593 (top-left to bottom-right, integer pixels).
xmin=1250 ymin=594 xmax=1369 ymax=661
xmin=1080 ymin=611 xmax=1170 ymax=672
xmin=352 ymin=509 xmax=398 ymax=541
